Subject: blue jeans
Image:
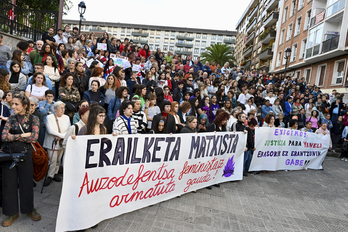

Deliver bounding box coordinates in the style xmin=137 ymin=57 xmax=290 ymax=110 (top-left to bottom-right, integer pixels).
xmin=332 ymin=114 xmax=338 ymax=124
xmin=244 ymin=150 xmax=252 ymax=172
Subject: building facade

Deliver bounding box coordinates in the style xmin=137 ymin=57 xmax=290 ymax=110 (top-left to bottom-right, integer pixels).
xmin=272 ymin=0 xmax=348 ymax=93
xmin=235 ymin=0 xmax=280 ymax=72
xmin=63 ymin=20 xmax=236 ymax=60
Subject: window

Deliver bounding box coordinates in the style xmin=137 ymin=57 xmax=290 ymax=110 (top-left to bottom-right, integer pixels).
xmin=194 ymin=48 xmax=199 ymax=54
xmin=202 ymin=41 xmax=206 ymax=47
xmin=306 ymin=24 xmax=323 ymax=57
xmin=196 ymin=34 xmax=201 ymax=39
xmin=149 ymin=44 xmax=154 ymax=50
xmin=300 ymin=38 xmax=307 ymax=59
xmin=165 ymin=31 xmax=169 ymax=36
xmin=212 ymin=35 xmax=216 ymax=40
xmin=156 ymin=31 xmax=161 ymax=36
xmin=201 ymin=48 xmax=205 ymax=53
xmin=202 ymin=34 xmax=207 ymax=39
xmin=149 ymin=37 xmax=154 ymax=43
xmin=218 ymin=35 xmax=223 ymax=40
xmin=178 ymin=40 xmax=184 ymax=44
xmin=164 ymin=38 xmax=169 ymax=44
xmin=332 ymin=60 xmax=345 ymax=85
xmin=295 ymin=17 xmax=302 ymax=36
xmin=169 ymin=46 xmax=174 ymax=51
xmin=317 ymin=65 xmax=326 ymax=86
xmin=211 ymin=41 xmax=216 ymax=45
xmin=280 ymin=29 xmax=285 ymax=45
xmin=195 ymin=40 xmax=200 ymax=46
xmin=283 ymin=7 xmax=288 ymax=23
xmin=305 ymin=10 xmax=311 ymax=31
xmin=305 ymin=68 xmax=312 ymax=83
xmin=171 ymin=32 xmax=175 ymax=37
xmin=277 ymin=51 xmax=282 ymax=67
xmin=170 ymin=39 xmax=175 ymax=44
xmin=290 ymin=0 xmax=296 ymax=17
xmin=156 ymin=37 xmax=161 ymax=43
xmin=298 ymin=0 xmax=305 ymax=10
xmin=150 ymin=30 xmax=155 ymax=35
xmin=291 ymin=43 xmax=298 ymax=62
xmin=163 ymin=45 xmax=168 ymax=51
xmin=287 ymin=24 xmax=293 ymax=41
xmin=121 ymin=28 xmax=125 ymax=33
xmin=295 ymin=70 xmax=301 ymax=79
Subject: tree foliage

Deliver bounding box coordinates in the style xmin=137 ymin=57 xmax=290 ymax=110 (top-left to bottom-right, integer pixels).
xmin=16 ymin=0 xmax=73 ymax=15
xmin=200 ymin=44 xmax=236 ymax=66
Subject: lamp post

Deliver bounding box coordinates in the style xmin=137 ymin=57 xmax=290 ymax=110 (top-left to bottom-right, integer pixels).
xmin=284 ymin=47 xmax=292 ymax=78
xmin=78 ymin=1 xmax=86 ymax=35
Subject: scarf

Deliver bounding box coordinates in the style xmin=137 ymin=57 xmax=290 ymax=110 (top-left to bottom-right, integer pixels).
xmin=161 ymin=111 xmax=169 ymax=119
xmin=318 ymin=127 xmax=330 ymax=135
xmin=122 ymin=115 xmax=132 ymax=134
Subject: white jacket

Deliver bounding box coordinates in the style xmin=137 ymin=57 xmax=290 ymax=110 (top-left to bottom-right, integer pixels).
xmin=43 ymin=114 xmax=71 ymax=150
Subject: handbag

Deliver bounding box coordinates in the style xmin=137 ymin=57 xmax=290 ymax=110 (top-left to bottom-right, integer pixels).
xmin=65 ymin=101 xmax=78 ymax=112
xmin=32 ymin=142 xmax=49 ymax=181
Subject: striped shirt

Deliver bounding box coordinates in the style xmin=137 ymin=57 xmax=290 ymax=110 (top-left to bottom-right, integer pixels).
xmin=113 ymin=116 xmax=137 ymax=135
xmin=132 ymin=110 xmax=147 ymax=133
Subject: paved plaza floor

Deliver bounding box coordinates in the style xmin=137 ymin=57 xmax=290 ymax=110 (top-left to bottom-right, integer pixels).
xmin=1 ymin=155 xmax=348 ymax=232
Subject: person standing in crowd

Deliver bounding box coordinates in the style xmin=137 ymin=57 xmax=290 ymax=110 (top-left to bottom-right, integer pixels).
xmin=43 ymin=54 xmax=60 ymax=96
xmin=42 ymin=27 xmax=58 ymax=47
xmin=8 ymin=61 xmax=27 ymax=91
xmin=7 ymin=50 xmax=32 ymax=75
xmin=28 ymin=97 xmax=44 ymax=143
xmin=78 ymin=105 xmax=107 ymax=135
xmin=84 ymin=80 xmax=105 ymax=107
xmin=0 ymin=35 xmax=12 ymax=69
xmin=301 ymin=121 xmax=313 ymax=132
xmin=43 ymin=101 xmax=71 ymax=187
xmin=315 ymin=122 xmax=332 ymax=150
xmin=63 ymin=106 xmax=89 ymax=148
xmin=38 ymin=90 xmax=55 ymax=144
xmin=181 ymin=116 xmax=198 ymax=133
xmin=152 ymin=101 xmax=176 ymax=134
xmin=113 ymin=100 xmax=137 ymax=135
xmin=263 ymin=114 xmax=275 ymax=127
xmin=284 ymin=96 xmax=293 ymax=122
xmin=331 ymin=116 xmax=344 ymax=153
xmin=58 ymin=73 xmax=81 ymax=120
xmin=131 ymin=97 xmax=147 ymax=134
xmin=25 ymin=72 xmax=49 ymax=101
xmin=1 ymin=93 xmax=41 ymax=226
xmin=73 ymin=100 xmax=89 ymax=124
xmin=133 ymin=84 xmax=147 ymax=108
xmin=99 ymin=74 xmax=118 ymax=111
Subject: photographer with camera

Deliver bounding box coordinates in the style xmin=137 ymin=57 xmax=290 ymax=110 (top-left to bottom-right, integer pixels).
xmin=1 ymin=93 xmax=41 ymax=226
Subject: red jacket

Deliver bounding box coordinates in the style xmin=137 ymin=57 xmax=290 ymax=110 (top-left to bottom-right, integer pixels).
xmin=184 ymin=64 xmax=191 ymax=73
xmin=164 ymin=94 xmax=173 ymax=102
xmin=139 ymin=49 xmax=150 ymax=58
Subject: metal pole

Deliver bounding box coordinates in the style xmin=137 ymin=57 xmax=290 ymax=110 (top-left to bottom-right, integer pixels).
xmin=78 ymin=14 xmax=82 ymax=36
xmin=284 ymin=57 xmax=288 ymax=79
xmin=58 ymin=0 xmax=64 ymax=29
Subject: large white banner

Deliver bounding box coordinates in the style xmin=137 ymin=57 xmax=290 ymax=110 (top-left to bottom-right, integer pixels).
xmin=249 ymin=127 xmax=330 ymax=171
xmin=56 ymin=132 xmax=247 ymax=232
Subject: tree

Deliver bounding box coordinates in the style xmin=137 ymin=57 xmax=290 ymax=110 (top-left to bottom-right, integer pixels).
xmin=15 ymin=0 xmax=72 ymax=15
xmin=200 ymin=44 xmax=236 ymax=67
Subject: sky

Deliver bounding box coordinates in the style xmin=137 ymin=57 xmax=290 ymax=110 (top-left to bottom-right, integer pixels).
xmin=63 ymin=0 xmax=251 ymax=31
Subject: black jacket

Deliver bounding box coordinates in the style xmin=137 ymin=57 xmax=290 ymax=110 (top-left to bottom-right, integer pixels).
xmin=206 ymin=123 xmax=227 ymax=132
xmin=173 ymin=88 xmax=183 ymax=102
xmin=181 ymin=126 xmax=197 ymax=133
xmin=235 ymin=120 xmax=254 ymax=149
xmin=330 ymin=101 xmax=344 ymax=116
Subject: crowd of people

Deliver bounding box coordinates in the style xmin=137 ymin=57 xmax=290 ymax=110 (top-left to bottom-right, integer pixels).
xmin=0 ymin=25 xmax=340 ymax=227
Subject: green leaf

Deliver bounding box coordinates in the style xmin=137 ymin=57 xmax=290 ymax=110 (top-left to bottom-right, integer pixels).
xmin=200 ymin=44 xmax=236 ymax=67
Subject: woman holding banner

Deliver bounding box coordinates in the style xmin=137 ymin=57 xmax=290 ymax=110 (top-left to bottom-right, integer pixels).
xmin=112 ymin=101 xmax=137 ymax=135
xmin=78 ymin=105 xmax=106 ymax=135
xmin=315 ymin=122 xmax=332 ymax=150
xmin=180 ymin=116 xmax=197 ymax=133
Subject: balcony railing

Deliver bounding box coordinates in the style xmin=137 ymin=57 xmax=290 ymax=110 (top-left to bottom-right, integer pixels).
xmin=322 ymin=35 xmax=339 ymax=53
xmin=247 ymin=18 xmax=257 ymax=33
xmin=223 ymin=38 xmax=236 ymax=44
xmin=326 ymin=0 xmax=345 ymax=18
xmin=263 ymin=11 xmax=279 ymax=28
xmin=175 ymin=50 xmax=192 ymax=55
xmin=132 ymin=31 xmax=149 ymax=37
xmin=265 ymin=0 xmax=279 ymax=12
xmin=0 ymin=1 xmax=58 ymax=41
xmin=310 ymin=10 xmax=325 ymax=28
xmin=243 ymin=46 xmax=253 ymax=57
xmin=245 ymin=32 xmax=255 ymax=45
xmin=249 ymin=3 xmax=259 ymax=19
xmin=133 ymin=39 xmax=148 ymax=44
xmin=258 ymin=48 xmax=273 ymax=60
xmin=175 ymin=43 xmax=193 ymax=48
xmin=176 ymin=35 xmax=194 ymax=40
xmin=260 ymin=30 xmax=276 ymax=44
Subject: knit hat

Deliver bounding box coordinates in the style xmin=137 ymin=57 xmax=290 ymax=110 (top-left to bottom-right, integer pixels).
xmin=177 ymin=80 xmax=185 ymax=85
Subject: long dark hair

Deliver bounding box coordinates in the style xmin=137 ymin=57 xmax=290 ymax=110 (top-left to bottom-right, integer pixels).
xmin=40 ymin=43 xmax=52 ymax=56
xmin=189 ymin=97 xmax=199 ymax=116
xmin=153 ymin=116 xmax=167 ymax=133
xmin=86 ymin=105 xmax=107 ymax=135
xmin=112 ymin=66 xmax=123 ymax=78
xmin=44 ymin=54 xmax=58 ymax=70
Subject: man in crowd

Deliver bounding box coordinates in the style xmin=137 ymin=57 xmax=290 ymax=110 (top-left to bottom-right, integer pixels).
xmin=0 ymin=35 xmax=11 ymax=70
xmin=54 ymin=28 xmax=67 ymax=44
xmin=29 ymin=40 xmax=43 ymax=65
xmin=42 ymin=27 xmax=58 ymax=47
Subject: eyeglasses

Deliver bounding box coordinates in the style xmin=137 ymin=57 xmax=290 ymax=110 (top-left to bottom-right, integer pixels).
xmin=188 ymin=80 xmax=193 ymax=82
xmin=46 ymin=95 xmax=54 ymax=98
xmin=57 ymin=107 xmax=65 ymax=110
xmin=81 ymin=104 xmax=89 ymax=107
xmin=30 ymin=103 xmax=36 ymax=106
xmin=98 ymin=114 xmax=106 ymax=118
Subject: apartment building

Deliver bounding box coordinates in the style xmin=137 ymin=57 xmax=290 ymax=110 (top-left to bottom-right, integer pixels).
xmin=235 ymin=0 xmax=280 ymax=72
xmin=272 ymin=0 xmax=348 ymax=92
xmin=63 ymin=20 xmax=236 ymax=60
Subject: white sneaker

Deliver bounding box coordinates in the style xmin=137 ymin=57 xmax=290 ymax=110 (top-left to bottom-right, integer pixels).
xmin=345 ymin=158 xmax=348 ymax=162
xmin=341 ymin=158 xmax=345 ymax=161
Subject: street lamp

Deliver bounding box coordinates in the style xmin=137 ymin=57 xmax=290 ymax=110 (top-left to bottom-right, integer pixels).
xmin=284 ymin=47 xmax=292 ymax=78
xmin=78 ymin=1 xmax=86 ymax=35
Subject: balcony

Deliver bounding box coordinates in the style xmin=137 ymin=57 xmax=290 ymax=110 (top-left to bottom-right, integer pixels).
xmin=175 ymin=43 xmax=193 ymax=48
xmin=265 ymin=0 xmax=279 ymax=12
xmin=176 ymin=35 xmax=194 ymax=40
xmin=263 ymin=11 xmax=279 ymax=28
xmin=326 ymin=0 xmax=345 ymax=18
xmin=132 ymin=39 xmax=148 ymax=44
xmin=322 ymin=35 xmax=339 ymax=53
xmin=260 ymin=30 xmax=276 ymax=44
xmin=258 ymin=48 xmax=273 ymax=60
xmin=248 ymin=3 xmax=259 ymax=19
xmin=242 ymin=59 xmax=251 ymax=68
xmin=310 ymin=10 xmax=325 ymax=28
xmin=224 ymin=38 xmax=236 ymax=44
xmin=132 ymin=31 xmax=149 ymax=37
xmin=175 ymin=50 xmax=192 ymax=55
xmin=243 ymin=46 xmax=253 ymax=57
xmin=245 ymin=32 xmax=255 ymax=46
xmin=246 ymin=18 xmax=257 ymax=34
